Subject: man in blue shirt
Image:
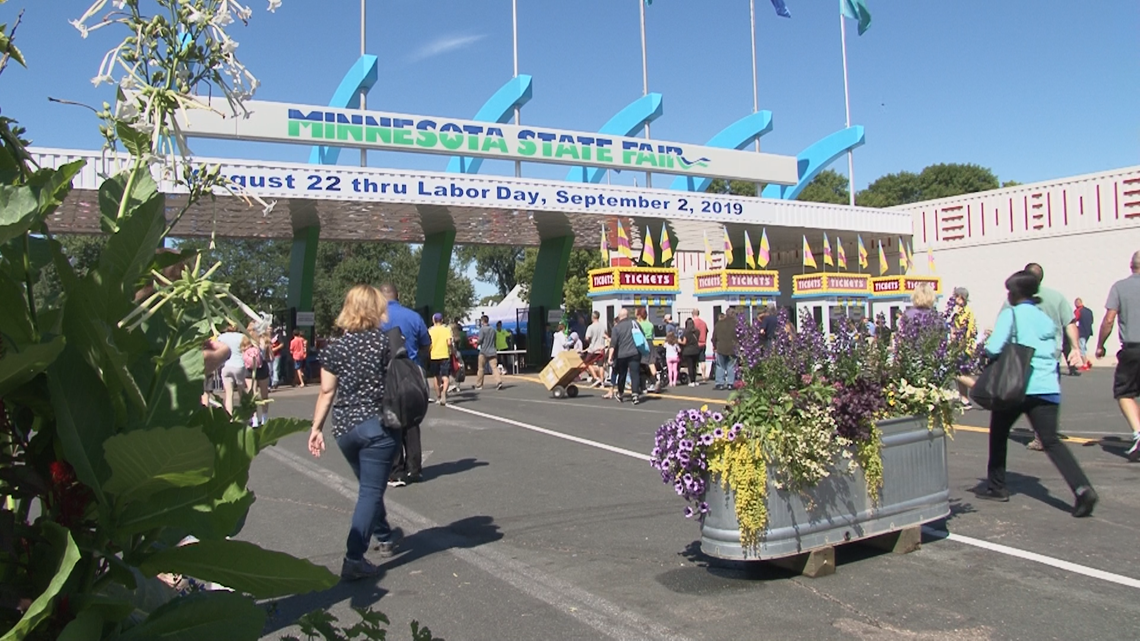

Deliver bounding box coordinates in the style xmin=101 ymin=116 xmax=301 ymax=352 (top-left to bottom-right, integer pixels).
xmin=380 ymin=283 xmax=431 ymax=486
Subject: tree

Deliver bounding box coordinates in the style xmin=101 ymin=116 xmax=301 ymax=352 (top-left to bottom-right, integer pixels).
xmin=796 ymin=170 xmax=851 ymax=205
xmin=174 ymin=238 xmax=291 ymax=313
xmin=857 ymin=163 xmax=1000 ymax=208
xmin=706 ymin=179 xmax=758 ymax=197
xmin=1001 ymin=180 xmax=1022 ymax=188
xmin=515 ymin=248 xmax=601 ymax=313
xmin=455 ymin=245 xmax=524 ymax=296
xmin=479 ymin=295 xmax=502 ymax=306
xmin=311 ymin=242 xmax=475 ymax=335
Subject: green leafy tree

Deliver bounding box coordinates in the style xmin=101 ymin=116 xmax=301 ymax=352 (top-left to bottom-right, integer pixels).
xmin=454 ymin=245 xmax=523 ymax=297
xmin=796 ymin=169 xmax=851 ymax=205
xmin=174 ymin=238 xmax=291 ymax=313
xmin=515 ymin=248 xmax=600 ymax=313
xmin=858 ymin=163 xmax=1000 ymax=208
xmin=706 ymin=179 xmax=758 ymax=197
xmin=1001 ymin=179 xmax=1022 ymax=188
xmin=312 ymin=243 xmax=474 ymax=335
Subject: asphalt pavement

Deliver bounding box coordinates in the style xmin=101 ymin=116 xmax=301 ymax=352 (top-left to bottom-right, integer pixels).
xmin=245 ymin=366 xmax=1140 ymax=641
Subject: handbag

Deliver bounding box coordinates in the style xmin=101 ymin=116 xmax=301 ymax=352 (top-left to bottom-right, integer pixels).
xmin=970 ymin=307 xmax=1035 ymax=411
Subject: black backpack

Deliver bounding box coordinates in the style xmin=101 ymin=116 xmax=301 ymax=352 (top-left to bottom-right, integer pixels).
xmin=382 ymin=327 xmax=430 ymax=430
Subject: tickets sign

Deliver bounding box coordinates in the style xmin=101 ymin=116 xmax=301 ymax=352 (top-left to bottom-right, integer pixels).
xmin=871 ymin=276 xmax=943 ymax=298
xmin=693 ymin=270 xmax=780 ymax=298
xmin=588 ymin=267 xmax=680 ymax=296
xmin=793 ymin=273 xmax=871 ymax=298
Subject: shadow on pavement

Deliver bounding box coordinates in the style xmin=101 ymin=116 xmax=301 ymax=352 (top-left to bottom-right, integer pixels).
xmin=420 ymin=457 xmax=489 ymax=482
xmin=262 ymin=515 xmax=502 ymax=637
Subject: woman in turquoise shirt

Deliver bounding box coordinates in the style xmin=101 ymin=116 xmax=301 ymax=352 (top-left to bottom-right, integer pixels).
xmin=977 ymin=270 xmax=1098 ymax=517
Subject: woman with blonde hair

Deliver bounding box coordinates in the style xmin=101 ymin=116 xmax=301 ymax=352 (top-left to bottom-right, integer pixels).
xmin=243 ymin=323 xmax=272 ymax=426
xmin=308 ymin=284 xmax=399 ymax=580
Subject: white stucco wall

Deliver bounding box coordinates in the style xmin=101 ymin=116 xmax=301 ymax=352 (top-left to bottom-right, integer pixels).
xmin=896 ymin=165 xmax=1140 ymax=361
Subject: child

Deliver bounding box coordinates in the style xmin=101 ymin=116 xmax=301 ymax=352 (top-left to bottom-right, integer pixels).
xmin=664 ymin=330 xmax=681 ymax=387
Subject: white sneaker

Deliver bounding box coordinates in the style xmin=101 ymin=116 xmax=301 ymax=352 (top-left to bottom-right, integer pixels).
xmin=1127 ymin=433 xmax=1140 ymax=462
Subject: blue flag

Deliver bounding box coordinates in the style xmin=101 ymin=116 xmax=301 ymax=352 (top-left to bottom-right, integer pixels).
xmin=771 ymin=0 xmax=791 ymax=18
xmin=840 ymin=0 xmax=872 ymax=35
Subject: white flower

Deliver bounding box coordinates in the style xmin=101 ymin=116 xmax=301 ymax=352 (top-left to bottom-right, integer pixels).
xmin=70 ymin=19 xmax=91 ymax=39
xmin=91 ymin=74 xmax=115 ymax=87
xmin=267 ymin=0 xmax=282 ymax=12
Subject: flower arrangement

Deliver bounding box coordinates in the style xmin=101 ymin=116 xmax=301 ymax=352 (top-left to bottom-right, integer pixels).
xmin=651 ymin=301 xmax=977 ymax=552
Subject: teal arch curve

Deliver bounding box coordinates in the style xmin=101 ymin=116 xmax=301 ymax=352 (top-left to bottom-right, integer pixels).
xmin=668 ymin=110 xmax=773 ymax=193
xmin=308 ymin=55 xmax=379 ymax=165
xmin=447 ymin=75 xmax=534 ymax=174
xmin=565 ymin=93 xmax=664 ymax=184
xmin=760 ymin=126 xmax=865 ymax=200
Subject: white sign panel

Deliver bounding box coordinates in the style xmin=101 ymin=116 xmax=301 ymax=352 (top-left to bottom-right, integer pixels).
xmin=295 ymin=311 xmax=315 ymax=327
xmin=210 ymin=161 xmax=761 ymax=222
xmin=175 ymin=98 xmax=799 ymax=185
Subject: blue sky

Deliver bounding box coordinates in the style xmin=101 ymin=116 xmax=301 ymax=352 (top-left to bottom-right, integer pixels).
xmin=2 ymin=0 xmax=1138 ymax=295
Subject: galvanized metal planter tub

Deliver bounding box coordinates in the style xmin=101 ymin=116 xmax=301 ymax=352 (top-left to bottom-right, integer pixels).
xmin=700 ymin=416 xmax=950 ymax=561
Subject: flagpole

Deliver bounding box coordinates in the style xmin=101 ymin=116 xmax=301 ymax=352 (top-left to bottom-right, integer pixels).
xmin=512 ymin=0 xmax=521 ymax=178
xmin=750 ymin=0 xmax=762 ymax=197
xmin=840 ymin=11 xmax=854 ymax=206
xmin=639 ymin=0 xmax=652 ymax=188
xmin=359 ymin=0 xmax=367 ymax=168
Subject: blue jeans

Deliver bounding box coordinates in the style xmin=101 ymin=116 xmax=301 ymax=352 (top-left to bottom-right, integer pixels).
xmin=335 ymin=416 xmax=397 ymax=561
xmin=270 ymin=356 xmax=282 ymax=387
xmin=715 ymin=353 xmax=737 ymax=388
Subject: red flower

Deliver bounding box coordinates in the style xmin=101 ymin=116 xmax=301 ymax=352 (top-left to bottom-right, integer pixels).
xmin=47 ymin=460 xmax=92 ymax=529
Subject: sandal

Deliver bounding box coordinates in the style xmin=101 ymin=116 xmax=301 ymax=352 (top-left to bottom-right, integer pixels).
xmin=1026 ymin=438 xmax=1044 ymax=451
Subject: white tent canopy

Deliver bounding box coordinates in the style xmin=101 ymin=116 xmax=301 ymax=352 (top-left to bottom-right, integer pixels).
xmin=461 ymin=285 xmax=529 ymax=328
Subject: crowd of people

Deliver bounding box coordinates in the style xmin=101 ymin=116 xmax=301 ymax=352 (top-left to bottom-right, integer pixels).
xmin=196 ymin=249 xmax=1140 ymax=579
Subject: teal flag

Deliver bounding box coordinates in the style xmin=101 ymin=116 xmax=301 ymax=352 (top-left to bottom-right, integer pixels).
xmin=840 ymin=0 xmax=871 ymax=35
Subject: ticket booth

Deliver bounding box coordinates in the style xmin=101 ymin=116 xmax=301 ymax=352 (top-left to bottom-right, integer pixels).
xmin=692 ymin=269 xmax=781 ymax=325
xmin=588 ymin=266 xmax=680 ymax=340
xmin=792 ymin=273 xmax=871 ymax=335
xmin=869 ymin=276 xmax=943 ymax=329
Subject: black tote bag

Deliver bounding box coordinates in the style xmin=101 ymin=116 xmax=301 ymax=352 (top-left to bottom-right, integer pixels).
xmin=971 ymin=308 xmax=1035 ymax=412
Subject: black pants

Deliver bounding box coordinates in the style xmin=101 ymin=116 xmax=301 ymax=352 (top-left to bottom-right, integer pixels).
xmin=684 ymin=354 xmax=700 ymax=383
xmin=614 ymin=355 xmax=641 ymax=396
xmin=988 ymin=396 xmax=1091 ymax=495
xmin=389 ymin=421 xmax=422 ymax=479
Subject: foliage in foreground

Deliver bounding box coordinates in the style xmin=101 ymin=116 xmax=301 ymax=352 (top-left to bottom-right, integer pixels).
xmin=1 ymin=2 xmax=339 ymax=639
xmin=651 ymin=302 xmax=979 ymax=551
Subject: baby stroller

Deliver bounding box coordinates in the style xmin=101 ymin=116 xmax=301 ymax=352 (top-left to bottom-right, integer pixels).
xmin=653 ymin=344 xmax=670 ymax=390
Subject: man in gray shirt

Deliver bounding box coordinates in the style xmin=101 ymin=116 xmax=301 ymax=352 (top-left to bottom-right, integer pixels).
xmin=584 ymin=311 xmax=607 ymax=387
xmin=1097 ymin=250 xmax=1140 ymax=461
xmin=475 ymin=315 xmax=502 ymax=391
xmin=608 ymin=308 xmax=642 ymax=404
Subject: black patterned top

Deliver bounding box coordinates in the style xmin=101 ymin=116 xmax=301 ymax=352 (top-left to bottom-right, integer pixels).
xmin=320 ymin=329 xmax=390 ymax=438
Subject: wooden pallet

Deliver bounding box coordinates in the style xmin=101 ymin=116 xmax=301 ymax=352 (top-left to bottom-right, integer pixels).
xmin=767 ymin=525 xmax=922 ymax=578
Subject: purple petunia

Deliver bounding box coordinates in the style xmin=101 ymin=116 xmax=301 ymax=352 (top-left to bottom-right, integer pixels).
xmin=713 ymin=427 xmax=725 ymax=439
xmin=699 ymin=433 xmax=715 ymax=446
xmin=684 ymin=506 xmax=694 ymax=518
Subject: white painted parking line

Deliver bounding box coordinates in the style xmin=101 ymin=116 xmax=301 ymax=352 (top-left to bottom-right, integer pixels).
xmin=449 ymin=404 xmax=1140 ymax=592
xmin=922 ymin=528 xmax=1140 ymax=590
xmin=264 ymin=446 xmax=692 ymax=641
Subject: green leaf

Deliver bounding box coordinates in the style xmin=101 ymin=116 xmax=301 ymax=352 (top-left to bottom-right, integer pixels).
xmin=0 ymin=522 xmax=81 ymax=641
xmin=47 ymin=345 xmax=115 ymax=506
xmin=0 ymin=184 xmax=38 ymax=246
xmin=0 ymin=337 xmax=64 ymax=397
xmin=57 ymin=608 xmax=104 ymax=641
xmin=98 ymin=168 xmax=159 ymax=232
xmin=103 ymin=426 xmax=215 ymax=502
xmin=255 ymin=418 xmax=310 ymax=452
xmin=140 ymin=539 xmax=338 ymax=598
xmin=119 ymin=591 xmax=266 ymax=641
xmin=98 ymin=173 xmax=166 ymax=291
xmin=0 ymin=272 xmax=33 ymax=344
xmin=27 ymin=160 xmax=85 ymax=217
xmin=115 ymin=122 xmax=152 ymax=159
